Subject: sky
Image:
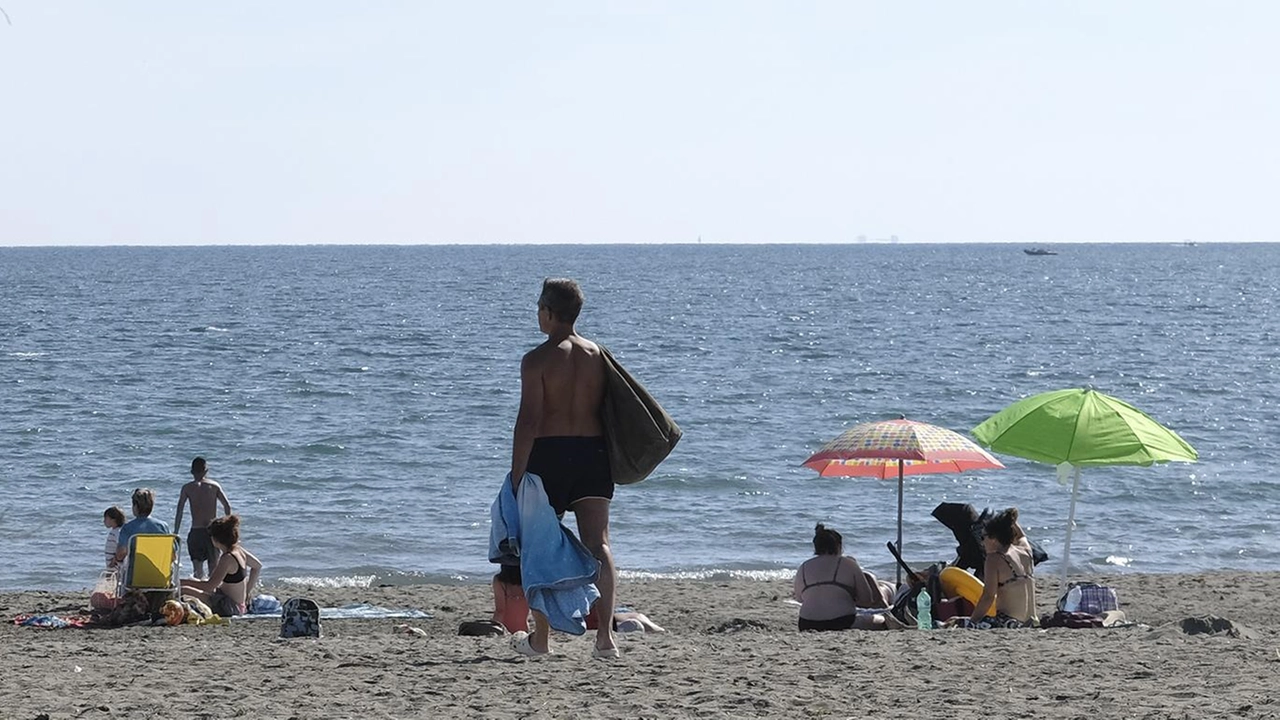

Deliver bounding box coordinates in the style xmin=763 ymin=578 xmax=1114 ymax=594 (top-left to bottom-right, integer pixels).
xmin=1 ymin=2 xmax=1277 ymax=245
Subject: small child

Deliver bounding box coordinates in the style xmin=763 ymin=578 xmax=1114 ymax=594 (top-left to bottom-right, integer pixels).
xmin=103 ymin=506 xmax=126 ymax=568
xmin=492 ymin=564 xmax=530 ymax=633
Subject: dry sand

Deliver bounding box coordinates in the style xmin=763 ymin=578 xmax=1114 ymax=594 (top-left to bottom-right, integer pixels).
xmin=2 ymin=572 xmax=1279 ymax=719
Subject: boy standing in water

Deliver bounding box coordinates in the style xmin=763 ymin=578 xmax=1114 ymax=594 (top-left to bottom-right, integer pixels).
xmin=174 ymin=457 xmax=232 ymax=579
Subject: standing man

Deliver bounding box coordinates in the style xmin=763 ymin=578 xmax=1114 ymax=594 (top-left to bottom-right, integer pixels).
xmin=174 ymin=457 xmax=232 ymax=580
xmin=511 ymin=278 xmax=618 ymax=659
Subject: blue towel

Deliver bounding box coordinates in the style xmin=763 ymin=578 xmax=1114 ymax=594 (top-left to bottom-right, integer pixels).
xmin=488 ymin=475 xmax=522 ymax=566
xmin=491 ymin=472 xmax=600 ymax=635
xmin=249 ymin=594 xmax=282 ymax=615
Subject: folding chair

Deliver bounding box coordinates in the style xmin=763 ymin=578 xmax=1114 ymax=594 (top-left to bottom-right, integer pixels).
xmin=121 ymin=534 xmax=182 ymax=606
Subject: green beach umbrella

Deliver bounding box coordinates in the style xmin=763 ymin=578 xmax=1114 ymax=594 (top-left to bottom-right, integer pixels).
xmin=971 ymin=388 xmax=1198 ymax=592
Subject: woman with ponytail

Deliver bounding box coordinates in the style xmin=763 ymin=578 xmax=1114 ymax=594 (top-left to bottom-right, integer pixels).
xmin=180 ymin=514 xmax=262 ymax=617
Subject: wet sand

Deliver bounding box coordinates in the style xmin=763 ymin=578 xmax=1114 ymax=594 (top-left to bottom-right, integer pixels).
xmin=2 ymin=572 xmax=1277 ymax=719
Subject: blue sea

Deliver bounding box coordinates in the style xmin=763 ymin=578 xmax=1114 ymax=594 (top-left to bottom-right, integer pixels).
xmin=2 ymin=243 xmax=1276 ymax=591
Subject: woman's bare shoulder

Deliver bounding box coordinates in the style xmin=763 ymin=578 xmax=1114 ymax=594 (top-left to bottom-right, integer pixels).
xmin=840 ymin=555 xmax=863 ymax=569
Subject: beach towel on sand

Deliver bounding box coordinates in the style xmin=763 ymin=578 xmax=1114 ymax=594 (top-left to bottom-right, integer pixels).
xmin=498 ymin=472 xmax=600 ymax=635
xmin=13 ymin=614 xmax=90 ymax=629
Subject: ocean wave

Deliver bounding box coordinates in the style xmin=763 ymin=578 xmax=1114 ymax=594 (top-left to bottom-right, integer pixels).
xmin=276 ymin=575 xmax=377 ymax=589
xmin=285 ymin=387 xmax=357 ymax=398
xmin=301 ymin=442 xmax=347 ymax=454
xmin=620 ymin=568 xmax=796 ymax=582
xmin=265 ymin=568 xmax=802 ymax=588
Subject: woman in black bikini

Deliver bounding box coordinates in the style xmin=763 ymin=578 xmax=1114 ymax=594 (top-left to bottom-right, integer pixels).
xmin=792 ymin=524 xmax=903 ymax=631
xmin=180 ymin=514 xmax=262 ymax=617
xmin=967 ymin=508 xmax=1036 ymax=628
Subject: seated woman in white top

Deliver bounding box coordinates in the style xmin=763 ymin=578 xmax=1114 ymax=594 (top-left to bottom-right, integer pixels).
xmin=792 ymin=524 xmax=903 ymax=631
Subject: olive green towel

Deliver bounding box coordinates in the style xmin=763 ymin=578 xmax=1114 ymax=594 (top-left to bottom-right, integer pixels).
xmin=599 ymin=345 xmax=681 ymax=485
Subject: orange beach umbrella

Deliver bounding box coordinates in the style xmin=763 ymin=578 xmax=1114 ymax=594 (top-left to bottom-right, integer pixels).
xmin=803 ymin=418 xmax=1005 ymax=585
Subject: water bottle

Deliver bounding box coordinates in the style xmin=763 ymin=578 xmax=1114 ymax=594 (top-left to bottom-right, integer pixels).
xmin=915 ymin=588 xmax=933 ymax=630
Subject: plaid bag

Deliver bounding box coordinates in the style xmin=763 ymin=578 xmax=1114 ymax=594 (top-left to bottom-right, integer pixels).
xmin=1057 ymin=582 xmax=1119 ymax=615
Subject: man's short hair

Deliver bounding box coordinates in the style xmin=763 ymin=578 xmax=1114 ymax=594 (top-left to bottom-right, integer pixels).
xmin=539 ymin=278 xmax=584 ymax=324
xmin=191 ymin=456 xmax=207 ymax=478
xmin=132 ymin=488 xmax=155 ymax=517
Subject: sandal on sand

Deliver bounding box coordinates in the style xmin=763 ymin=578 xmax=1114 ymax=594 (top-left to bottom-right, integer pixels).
xmin=592 ymin=645 xmax=620 ymax=660
xmin=510 ymin=631 xmax=547 ymax=657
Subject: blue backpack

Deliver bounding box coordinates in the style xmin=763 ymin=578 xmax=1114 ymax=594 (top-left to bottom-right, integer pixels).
xmin=279 ymin=598 xmax=321 ymax=639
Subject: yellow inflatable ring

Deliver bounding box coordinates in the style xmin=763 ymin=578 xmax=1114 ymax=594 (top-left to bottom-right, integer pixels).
xmin=939 ymin=566 xmax=996 ymax=617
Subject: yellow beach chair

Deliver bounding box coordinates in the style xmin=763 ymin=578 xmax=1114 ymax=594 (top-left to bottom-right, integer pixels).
xmin=123 ymin=534 xmax=182 ymax=600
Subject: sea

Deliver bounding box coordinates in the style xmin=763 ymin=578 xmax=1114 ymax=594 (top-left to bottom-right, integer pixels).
xmin=1 ymin=243 xmax=1277 ymax=591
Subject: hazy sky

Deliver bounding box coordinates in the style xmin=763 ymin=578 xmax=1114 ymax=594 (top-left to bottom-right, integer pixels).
xmin=1 ymin=2 xmax=1276 ymax=245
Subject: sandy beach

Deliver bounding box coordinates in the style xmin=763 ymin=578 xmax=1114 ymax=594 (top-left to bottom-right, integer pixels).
xmin=1 ymin=572 xmax=1277 ymax=719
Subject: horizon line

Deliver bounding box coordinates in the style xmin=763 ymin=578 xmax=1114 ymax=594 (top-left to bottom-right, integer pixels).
xmin=1 ymin=239 xmax=1275 ymax=249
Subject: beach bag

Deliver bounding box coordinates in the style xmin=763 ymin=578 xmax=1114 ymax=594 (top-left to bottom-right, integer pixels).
xmin=89 ymin=569 xmax=120 ymax=611
xmin=890 ymin=564 xmax=946 ymax=626
xmin=93 ymin=590 xmax=150 ymax=627
xmin=598 ymin=345 xmax=682 ymax=485
xmin=279 ymin=598 xmax=322 ymax=638
xmin=1057 ymin=582 xmax=1119 ymax=615
xmin=936 ymin=596 xmax=975 ymax=622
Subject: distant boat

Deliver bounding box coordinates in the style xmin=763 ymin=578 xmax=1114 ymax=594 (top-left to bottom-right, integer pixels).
xmin=1023 ymin=248 xmax=1058 ymax=256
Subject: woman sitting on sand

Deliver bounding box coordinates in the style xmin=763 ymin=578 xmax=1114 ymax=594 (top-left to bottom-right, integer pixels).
xmin=180 ymin=514 xmax=261 ymax=617
xmin=966 ymin=508 xmax=1036 ymax=628
xmin=793 ymin=524 xmax=902 ymax=631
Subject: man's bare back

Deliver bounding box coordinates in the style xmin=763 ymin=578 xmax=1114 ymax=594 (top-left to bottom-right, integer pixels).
xmin=177 ymin=479 xmax=230 ymax=530
xmin=175 ymin=457 xmax=232 ymax=533
xmin=525 ymin=336 xmax=605 ymax=438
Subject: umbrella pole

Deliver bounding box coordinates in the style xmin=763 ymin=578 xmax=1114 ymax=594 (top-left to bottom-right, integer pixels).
xmin=896 ymin=459 xmax=904 ymax=588
xmin=1059 ymin=465 xmax=1082 ymax=598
